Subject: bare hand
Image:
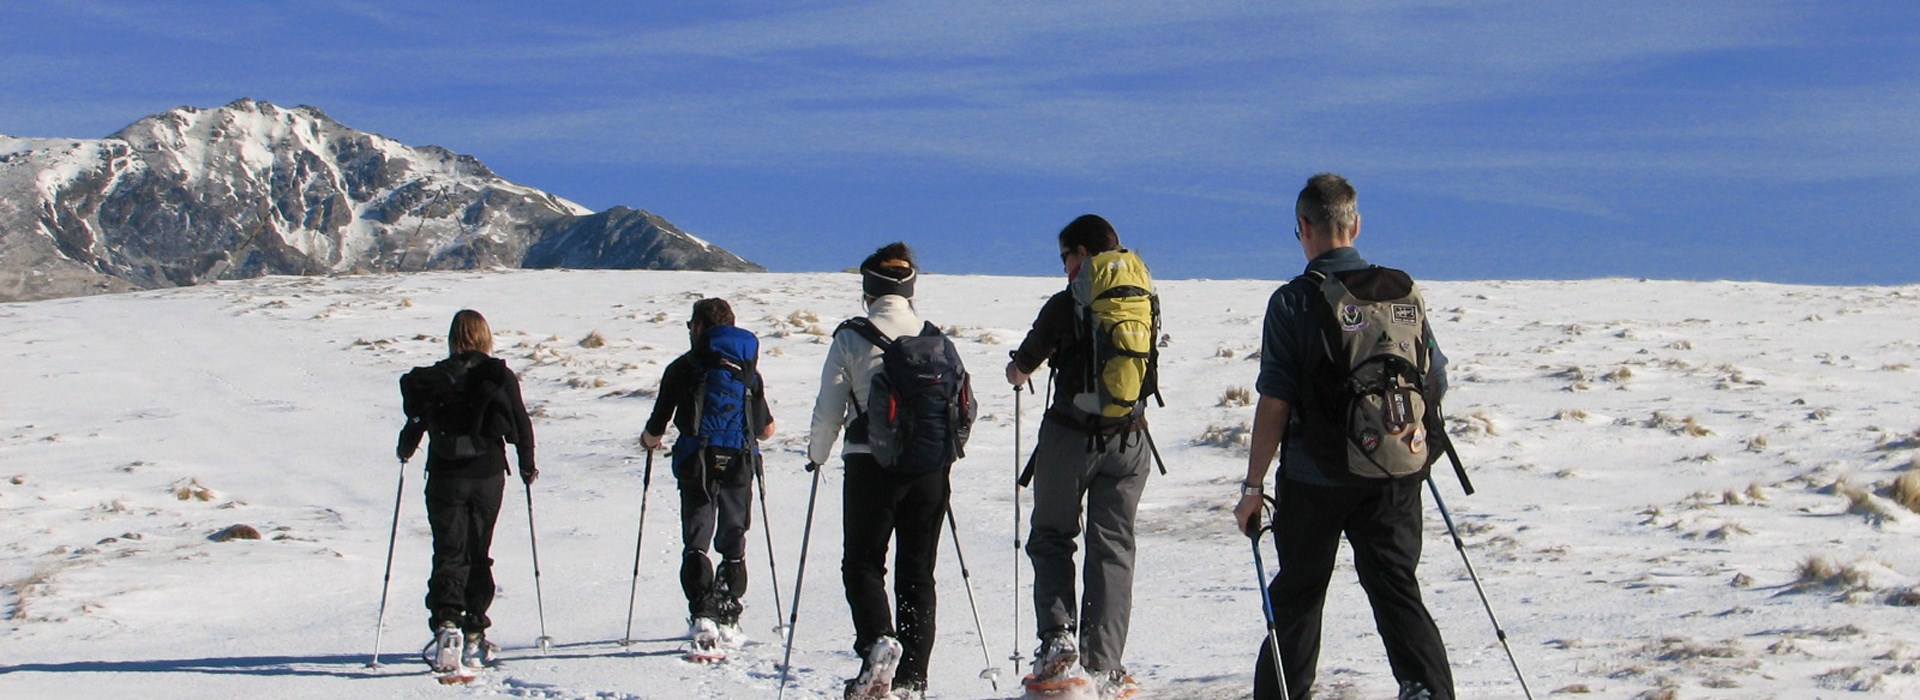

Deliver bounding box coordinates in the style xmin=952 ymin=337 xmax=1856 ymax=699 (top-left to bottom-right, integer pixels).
xmin=1233 ymin=493 xmax=1266 ymax=536
xmin=641 ymin=432 xmax=663 ymax=450
xmin=1005 ymin=360 xmax=1031 ymax=387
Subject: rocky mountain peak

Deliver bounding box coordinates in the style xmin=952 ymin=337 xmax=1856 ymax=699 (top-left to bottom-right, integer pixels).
xmin=0 ymin=99 xmax=761 ymax=302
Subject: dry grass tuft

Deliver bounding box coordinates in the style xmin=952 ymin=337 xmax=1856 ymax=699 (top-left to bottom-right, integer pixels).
xmin=1192 ymin=423 xmax=1251 ymax=449
xmin=1891 ymin=471 xmax=1920 ymax=514
xmin=1795 ymin=555 xmax=1875 ymax=591
xmin=1555 ymin=408 xmax=1590 ymax=421
xmin=578 ymin=330 xmax=606 ymax=349
xmin=787 ymin=310 xmax=819 ymax=327
xmin=1217 ymin=387 xmax=1252 ymax=408
xmin=171 ymin=478 xmax=216 ymax=502
xmin=1745 ymin=434 xmax=1769 ymax=452
xmin=1214 ymin=346 xmax=1235 ymax=359
xmin=1603 ymin=366 xmax=1634 ymax=383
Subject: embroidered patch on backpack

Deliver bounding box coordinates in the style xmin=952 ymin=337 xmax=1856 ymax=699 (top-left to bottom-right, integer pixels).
xmin=1391 ymin=304 xmax=1419 ymax=325
xmin=1339 ymin=304 xmax=1366 ymax=331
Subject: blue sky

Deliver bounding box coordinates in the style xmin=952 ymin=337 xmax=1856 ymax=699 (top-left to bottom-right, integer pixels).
xmin=4 ymin=2 xmax=1916 ymax=283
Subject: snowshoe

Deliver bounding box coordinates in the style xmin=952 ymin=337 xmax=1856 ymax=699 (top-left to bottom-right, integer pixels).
xmin=1021 ymin=669 xmax=1095 ymax=699
xmin=429 ymin=622 xmax=464 ymax=674
xmin=1021 ymin=633 xmax=1092 ymax=698
xmin=1090 ymin=669 xmax=1139 ymax=699
xmin=844 ymin=635 xmax=904 ymax=699
xmin=462 ymin=631 xmax=498 ymax=669
xmin=684 ymin=617 xmax=728 ymax=664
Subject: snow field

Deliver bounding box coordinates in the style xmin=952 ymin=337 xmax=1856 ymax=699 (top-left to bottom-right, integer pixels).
xmin=3 ymin=271 xmax=1919 ymax=698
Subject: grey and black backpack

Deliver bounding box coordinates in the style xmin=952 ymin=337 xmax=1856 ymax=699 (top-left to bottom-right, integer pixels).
xmin=1294 ymin=266 xmax=1444 ymax=482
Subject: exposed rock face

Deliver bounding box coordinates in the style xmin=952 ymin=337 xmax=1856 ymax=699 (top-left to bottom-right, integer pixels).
xmin=0 ymin=99 xmax=760 ymax=302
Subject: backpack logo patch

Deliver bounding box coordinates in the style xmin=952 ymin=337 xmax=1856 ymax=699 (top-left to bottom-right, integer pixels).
xmin=1338 ymin=304 xmax=1366 ymax=331
xmin=1391 ymin=304 xmax=1419 ymax=325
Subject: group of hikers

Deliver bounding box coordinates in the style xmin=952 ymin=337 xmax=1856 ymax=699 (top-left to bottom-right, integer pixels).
xmin=392 ymin=173 xmax=1467 ymax=700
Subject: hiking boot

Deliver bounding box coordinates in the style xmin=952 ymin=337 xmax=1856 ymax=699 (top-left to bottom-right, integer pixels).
xmin=1091 ymin=669 xmax=1139 ymax=699
xmin=1031 ymin=630 xmax=1081 ymax=681
xmin=430 ymin=621 xmax=463 ymax=673
xmin=1398 ymin=680 xmax=1434 ymax=700
xmin=461 ymin=631 xmax=496 ymax=669
xmin=888 ymin=677 xmax=928 ymax=700
xmin=845 ymin=635 xmax=903 ymax=699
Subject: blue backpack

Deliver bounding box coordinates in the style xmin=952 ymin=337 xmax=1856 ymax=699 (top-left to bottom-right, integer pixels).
xmin=682 ymin=324 xmax=760 ymax=483
xmin=839 ymin=318 xmax=975 ymax=474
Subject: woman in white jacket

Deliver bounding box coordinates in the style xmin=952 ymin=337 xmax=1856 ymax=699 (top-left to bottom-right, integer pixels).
xmin=808 ymin=242 xmax=946 ymax=700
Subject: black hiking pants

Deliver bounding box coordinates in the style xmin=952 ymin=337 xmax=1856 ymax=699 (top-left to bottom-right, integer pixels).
xmin=678 ymin=474 xmax=753 ymax=618
xmin=424 ymin=472 xmax=505 ymax=633
xmin=841 ymin=453 xmax=949 ymax=688
xmin=1255 ymin=478 xmax=1454 ymax=700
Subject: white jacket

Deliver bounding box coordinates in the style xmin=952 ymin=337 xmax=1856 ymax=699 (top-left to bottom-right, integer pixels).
xmin=807 ymin=295 xmax=924 ymax=465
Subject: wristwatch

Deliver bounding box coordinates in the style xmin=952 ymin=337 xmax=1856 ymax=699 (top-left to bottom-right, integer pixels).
xmin=1239 ymin=481 xmax=1264 ymax=497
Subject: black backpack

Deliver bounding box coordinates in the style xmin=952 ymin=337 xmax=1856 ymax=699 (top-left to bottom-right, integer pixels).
xmin=839 ymin=318 xmax=976 ymax=473
xmin=401 ymin=355 xmax=510 ymax=460
xmin=1294 ymin=266 xmax=1444 ymax=482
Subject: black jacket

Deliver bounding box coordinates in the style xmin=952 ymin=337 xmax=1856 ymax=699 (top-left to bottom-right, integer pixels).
xmin=398 ymin=352 xmax=536 ymax=479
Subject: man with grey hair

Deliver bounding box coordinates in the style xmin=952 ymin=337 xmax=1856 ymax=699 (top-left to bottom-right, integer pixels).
xmin=1232 ymin=173 xmax=1455 ymax=700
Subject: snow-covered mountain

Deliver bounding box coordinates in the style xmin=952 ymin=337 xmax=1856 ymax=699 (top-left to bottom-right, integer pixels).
xmin=0 ymin=99 xmax=761 ymax=302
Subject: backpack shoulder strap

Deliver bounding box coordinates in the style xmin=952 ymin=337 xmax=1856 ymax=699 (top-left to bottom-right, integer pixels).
xmin=916 ymin=321 xmax=941 ymax=338
xmin=836 ymin=316 xmax=894 ymax=349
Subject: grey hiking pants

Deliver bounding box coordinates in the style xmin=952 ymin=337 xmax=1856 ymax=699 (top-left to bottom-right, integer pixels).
xmin=1025 ymin=418 xmax=1152 ymax=673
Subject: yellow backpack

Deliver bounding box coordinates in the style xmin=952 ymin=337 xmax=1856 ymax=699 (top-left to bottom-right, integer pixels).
xmin=1068 ymin=249 xmax=1160 ymax=424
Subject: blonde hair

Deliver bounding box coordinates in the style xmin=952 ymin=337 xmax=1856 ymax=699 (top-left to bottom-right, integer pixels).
xmin=448 ymin=309 xmax=494 ymax=356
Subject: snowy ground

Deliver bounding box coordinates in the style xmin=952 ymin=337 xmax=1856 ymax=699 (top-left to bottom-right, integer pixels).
xmin=3 ymin=269 xmax=1918 ymax=699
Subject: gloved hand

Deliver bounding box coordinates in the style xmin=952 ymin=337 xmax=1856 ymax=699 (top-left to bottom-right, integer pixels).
xmin=521 ymin=465 xmax=539 ymax=486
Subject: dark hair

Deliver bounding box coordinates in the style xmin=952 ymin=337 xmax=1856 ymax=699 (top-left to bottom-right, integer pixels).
xmin=1057 ymin=214 xmax=1119 ymax=254
xmin=691 ymin=298 xmax=734 ymax=328
xmin=860 ymin=242 xmax=916 ymax=279
xmin=1296 ymin=173 xmax=1358 ymax=236
xmin=860 ymin=242 xmax=918 ymax=299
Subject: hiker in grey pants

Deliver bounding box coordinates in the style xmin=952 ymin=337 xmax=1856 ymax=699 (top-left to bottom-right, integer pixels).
xmin=1025 ymin=417 xmax=1151 ymax=672
xmin=1006 ymin=214 xmax=1153 ymax=692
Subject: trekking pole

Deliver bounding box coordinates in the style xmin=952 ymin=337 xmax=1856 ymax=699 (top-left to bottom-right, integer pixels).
xmin=1009 ymin=377 xmax=1029 ymax=672
xmin=776 ymin=462 xmax=825 ymax=700
xmin=620 ymin=449 xmax=657 ymax=646
xmin=945 ymin=505 xmax=1002 ymax=690
xmin=368 ymin=459 xmax=408 ymax=668
xmin=1248 ymin=497 xmax=1290 ymax=700
xmin=754 ymin=455 xmax=789 ymax=636
xmin=1426 ymin=478 xmax=1533 ymax=699
xmin=523 ymin=481 xmax=555 ymax=653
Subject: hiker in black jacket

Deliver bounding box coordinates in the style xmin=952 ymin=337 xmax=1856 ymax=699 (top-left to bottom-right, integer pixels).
xmin=1234 ymin=174 xmax=1454 ymax=700
xmin=641 ymin=298 xmax=775 ymax=639
xmin=398 ymin=309 xmax=537 ymax=668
